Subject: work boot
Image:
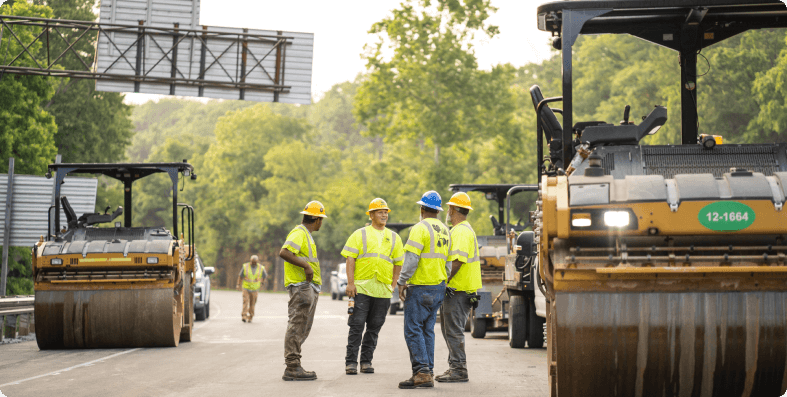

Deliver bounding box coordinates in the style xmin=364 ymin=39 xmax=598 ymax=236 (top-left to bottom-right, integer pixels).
xmin=242 ymin=318 xmax=247 ymax=323
xmin=248 ymin=318 xmax=253 ymax=323
xmin=360 ymin=362 xmax=374 ymax=374
xmin=282 ymin=365 xmax=317 ymax=381
xmin=435 ymin=368 xmax=468 ymax=383
xmin=398 ymin=372 xmax=433 ymax=389
xmin=345 ymin=363 xmax=357 ymax=375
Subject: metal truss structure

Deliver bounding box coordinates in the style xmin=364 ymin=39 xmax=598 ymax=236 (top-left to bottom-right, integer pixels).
xmin=0 ymin=15 xmax=299 ymax=101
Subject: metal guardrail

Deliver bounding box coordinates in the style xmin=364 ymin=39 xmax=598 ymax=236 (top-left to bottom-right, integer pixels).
xmin=0 ymin=295 xmax=34 ymax=316
xmin=1 ymin=295 xmax=34 ymax=340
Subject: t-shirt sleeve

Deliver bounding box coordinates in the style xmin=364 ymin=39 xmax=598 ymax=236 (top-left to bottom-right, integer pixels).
xmin=448 ymin=228 xmax=470 ymax=263
xmin=392 ymin=233 xmax=405 ymax=267
xmin=404 ymin=224 xmax=427 ymax=256
xmin=341 ymin=230 xmax=361 ymax=259
xmin=283 ymin=229 xmax=306 ymax=255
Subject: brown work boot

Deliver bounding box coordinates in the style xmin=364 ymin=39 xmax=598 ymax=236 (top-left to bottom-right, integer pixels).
xmin=435 ymin=368 xmax=468 ymax=383
xmin=360 ymin=362 xmax=374 ymax=374
xmin=398 ymin=372 xmax=433 ymax=389
xmin=247 ymin=318 xmax=253 ymax=323
xmin=282 ymin=365 xmax=317 ymax=381
xmin=345 ymin=363 xmax=357 ymax=375
xmin=242 ymin=318 xmax=247 ymax=323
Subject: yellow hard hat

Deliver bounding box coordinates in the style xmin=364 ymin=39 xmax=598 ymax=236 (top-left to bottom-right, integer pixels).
xmin=366 ymin=198 xmax=391 ymax=216
xmin=300 ymin=200 xmax=327 ymax=218
xmin=448 ymin=192 xmax=473 ymax=210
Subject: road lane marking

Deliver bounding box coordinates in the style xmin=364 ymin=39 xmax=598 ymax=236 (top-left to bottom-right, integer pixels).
xmin=0 ymin=300 xmax=222 ymax=388
xmin=0 ymin=349 xmax=140 ymax=387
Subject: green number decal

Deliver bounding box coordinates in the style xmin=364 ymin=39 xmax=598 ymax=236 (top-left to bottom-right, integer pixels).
xmin=698 ymin=201 xmax=755 ymax=231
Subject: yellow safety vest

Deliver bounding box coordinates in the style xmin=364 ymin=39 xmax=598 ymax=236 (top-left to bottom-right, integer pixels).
xmin=342 ymin=227 xmax=403 ymax=285
xmin=283 ymin=225 xmax=322 ymax=286
xmin=447 ymin=221 xmax=483 ymax=293
xmin=405 ymin=218 xmax=451 ymax=285
xmin=242 ymin=262 xmax=264 ymax=290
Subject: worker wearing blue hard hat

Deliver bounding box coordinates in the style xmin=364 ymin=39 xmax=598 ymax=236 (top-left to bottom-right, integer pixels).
xmin=396 ymin=190 xmax=452 ymax=389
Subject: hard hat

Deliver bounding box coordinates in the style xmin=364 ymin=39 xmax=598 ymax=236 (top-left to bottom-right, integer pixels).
xmin=416 ymin=191 xmax=443 ymax=212
xmin=447 ymin=192 xmax=473 ymax=210
xmin=300 ymin=200 xmax=327 ymax=218
xmin=366 ymin=198 xmax=391 ymax=216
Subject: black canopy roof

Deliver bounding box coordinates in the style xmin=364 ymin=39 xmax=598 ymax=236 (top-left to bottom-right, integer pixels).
xmin=537 ymin=0 xmax=787 ymax=51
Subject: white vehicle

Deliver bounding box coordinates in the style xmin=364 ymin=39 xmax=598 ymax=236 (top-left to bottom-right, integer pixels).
xmin=330 ymin=263 xmax=348 ymax=300
xmin=193 ymin=254 xmax=215 ymax=321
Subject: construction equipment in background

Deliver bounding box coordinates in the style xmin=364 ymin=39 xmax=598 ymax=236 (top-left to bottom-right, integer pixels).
xmin=33 ymin=162 xmax=197 ymax=349
xmin=447 ymin=184 xmax=545 ymax=347
xmin=534 ymin=1 xmax=787 ymax=395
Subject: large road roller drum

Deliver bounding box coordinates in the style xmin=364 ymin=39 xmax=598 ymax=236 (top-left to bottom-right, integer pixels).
xmin=35 ymin=289 xmax=181 ymax=349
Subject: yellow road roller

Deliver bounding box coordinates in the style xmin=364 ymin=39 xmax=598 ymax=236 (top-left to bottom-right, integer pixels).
xmin=33 ymin=163 xmax=197 ymax=349
xmin=532 ymin=1 xmax=787 ymax=395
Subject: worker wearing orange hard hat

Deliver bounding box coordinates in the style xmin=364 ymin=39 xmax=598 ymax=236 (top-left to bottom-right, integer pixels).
xmin=436 ymin=192 xmax=482 ymax=383
xmin=340 ymin=198 xmax=405 ymax=375
xmin=279 ymin=200 xmax=327 ymax=381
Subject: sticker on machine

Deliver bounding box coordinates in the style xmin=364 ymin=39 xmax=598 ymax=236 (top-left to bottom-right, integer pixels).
xmin=698 ymin=201 xmax=755 ymax=231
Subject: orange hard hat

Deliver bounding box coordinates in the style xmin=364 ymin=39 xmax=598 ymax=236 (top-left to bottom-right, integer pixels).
xmin=447 ymin=192 xmax=473 ymax=210
xmin=300 ymin=201 xmax=327 ymax=218
xmin=366 ymin=198 xmax=391 ymax=216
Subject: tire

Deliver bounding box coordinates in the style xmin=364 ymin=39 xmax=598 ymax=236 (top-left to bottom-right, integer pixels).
xmin=332 ymin=292 xmax=337 ymax=300
xmin=508 ymin=295 xmax=527 ymax=348
xmin=389 ymin=303 xmax=398 ymax=315
xmin=206 ymin=302 xmax=210 ymax=318
xmin=464 ymin=316 xmax=471 ymax=332
xmin=527 ymin=297 xmax=546 ymax=348
xmin=338 ymin=294 xmax=344 ymax=301
xmin=469 ymin=309 xmax=487 ymax=339
xmin=195 ymin=306 xmax=207 ymax=321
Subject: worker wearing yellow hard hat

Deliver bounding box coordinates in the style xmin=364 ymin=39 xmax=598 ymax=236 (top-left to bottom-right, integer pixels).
xmin=279 ymin=200 xmax=326 ymax=381
xmin=341 ymin=197 xmax=405 ymax=375
xmin=436 ymin=192 xmax=482 ymax=383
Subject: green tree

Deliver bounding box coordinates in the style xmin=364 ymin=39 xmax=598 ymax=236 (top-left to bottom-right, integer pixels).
xmin=355 ymin=0 xmax=505 ymax=165
xmin=30 ymin=0 xmax=135 ymax=164
xmin=0 ymin=2 xmax=58 ymax=174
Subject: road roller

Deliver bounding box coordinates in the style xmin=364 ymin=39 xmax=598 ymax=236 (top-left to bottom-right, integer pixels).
xmin=531 ymin=1 xmax=787 ymax=395
xmin=32 ymin=162 xmax=197 ymax=349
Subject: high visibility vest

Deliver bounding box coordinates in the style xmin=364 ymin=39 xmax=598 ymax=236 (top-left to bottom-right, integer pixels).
xmin=447 ymin=221 xmax=483 ymax=293
xmin=282 ymin=225 xmax=322 ymax=286
xmin=342 ymin=227 xmax=402 ymax=285
xmin=405 ymin=218 xmax=451 ymax=285
xmin=242 ymin=262 xmax=264 ymax=290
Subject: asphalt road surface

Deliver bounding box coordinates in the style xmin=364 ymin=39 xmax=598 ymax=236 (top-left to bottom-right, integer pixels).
xmin=0 ymin=290 xmax=547 ymax=396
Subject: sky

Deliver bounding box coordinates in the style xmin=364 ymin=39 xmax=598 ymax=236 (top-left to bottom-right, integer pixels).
xmin=122 ymin=0 xmax=555 ymax=104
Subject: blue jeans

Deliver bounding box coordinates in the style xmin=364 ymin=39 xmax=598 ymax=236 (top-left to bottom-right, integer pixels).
xmin=403 ymin=282 xmax=445 ymax=374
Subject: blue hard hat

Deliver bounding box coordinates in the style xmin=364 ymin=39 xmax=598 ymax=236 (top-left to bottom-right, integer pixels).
xmin=417 ymin=190 xmax=443 ymax=212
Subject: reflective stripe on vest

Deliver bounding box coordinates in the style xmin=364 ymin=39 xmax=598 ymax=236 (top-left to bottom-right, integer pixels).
xmin=297 ymin=225 xmax=319 ymax=263
xmin=457 ymin=223 xmax=480 ymax=263
xmin=243 ymin=263 xmax=264 ymax=282
xmin=357 ymin=228 xmax=397 ymax=263
xmin=418 ymin=219 xmax=450 ymax=260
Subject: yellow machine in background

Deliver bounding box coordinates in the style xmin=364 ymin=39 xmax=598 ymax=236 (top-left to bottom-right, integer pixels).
xmin=532 ymin=1 xmax=787 ymax=395
xmin=33 ymin=163 xmax=197 ymax=348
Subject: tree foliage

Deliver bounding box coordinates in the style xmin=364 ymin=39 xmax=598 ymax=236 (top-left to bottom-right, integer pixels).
xmin=32 ymin=0 xmax=135 ymax=164
xmin=0 ymin=2 xmax=58 ymax=175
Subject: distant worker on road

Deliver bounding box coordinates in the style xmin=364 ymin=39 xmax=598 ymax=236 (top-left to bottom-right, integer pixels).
xmin=236 ymin=255 xmax=268 ymax=323
xmin=340 ymin=198 xmax=405 ymax=375
xmin=278 ymin=200 xmax=326 ymax=382
xmin=437 ymin=192 xmax=482 ymax=383
xmin=396 ymin=191 xmax=451 ymax=389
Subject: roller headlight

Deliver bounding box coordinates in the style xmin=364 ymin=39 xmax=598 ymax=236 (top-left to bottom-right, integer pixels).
xmin=146 ymin=257 xmax=159 ymax=264
xmin=571 ymin=213 xmax=591 ymax=227
xmin=604 ymin=211 xmax=630 ymax=227
xmin=50 ymin=258 xmax=63 ymax=265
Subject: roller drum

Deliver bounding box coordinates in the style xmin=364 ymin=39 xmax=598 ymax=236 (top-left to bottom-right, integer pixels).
xmin=556 ymin=291 xmax=787 ymax=397
xmin=34 ymin=289 xmax=181 ymax=349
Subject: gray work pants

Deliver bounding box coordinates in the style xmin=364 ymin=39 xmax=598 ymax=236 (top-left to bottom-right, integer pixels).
xmin=439 ymin=291 xmax=472 ymax=370
xmin=284 ymin=284 xmax=319 ymax=366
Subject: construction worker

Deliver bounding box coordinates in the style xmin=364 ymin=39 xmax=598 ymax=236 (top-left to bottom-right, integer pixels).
xmin=235 ymin=255 xmax=268 ymax=323
xmin=278 ymin=200 xmax=326 ymax=381
xmin=396 ymin=191 xmax=451 ymax=389
xmin=341 ymin=198 xmax=405 ymax=375
xmin=436 ymin=192 xmax=482 ymax=382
